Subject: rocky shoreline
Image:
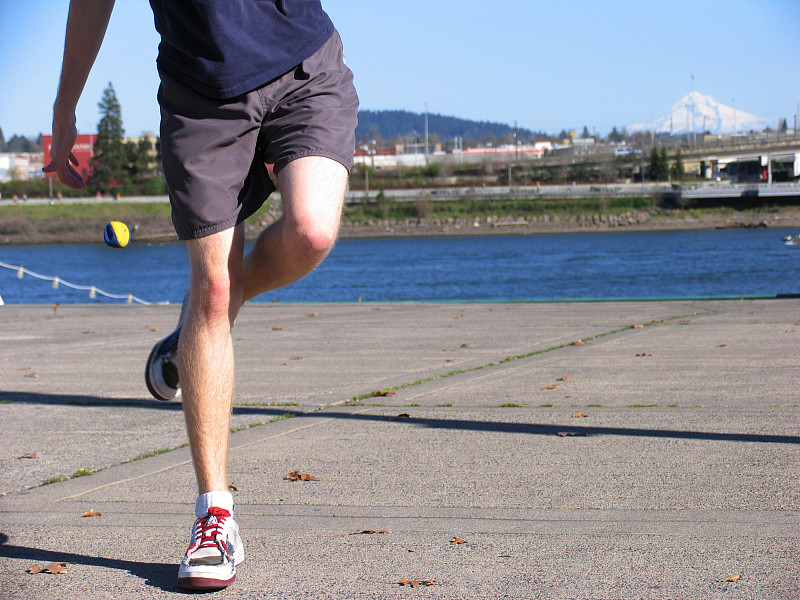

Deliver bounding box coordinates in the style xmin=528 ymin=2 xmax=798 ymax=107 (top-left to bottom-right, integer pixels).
xmin=337 ymin=208 xmax=800 ymax=239
xmin=1 ymin=208 xmax=799 ymax=246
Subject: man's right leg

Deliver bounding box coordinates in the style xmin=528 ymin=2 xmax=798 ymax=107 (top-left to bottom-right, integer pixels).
xmin=176 ymin=225 xmax=246 ymax=590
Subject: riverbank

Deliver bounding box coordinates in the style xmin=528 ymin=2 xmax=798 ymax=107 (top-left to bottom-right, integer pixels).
xmin=1 ymin=204 xmax=799 ymax=245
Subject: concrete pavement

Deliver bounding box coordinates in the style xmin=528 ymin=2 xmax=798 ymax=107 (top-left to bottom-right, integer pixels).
xmin=0 ymin=300 xmax=798 ymax=599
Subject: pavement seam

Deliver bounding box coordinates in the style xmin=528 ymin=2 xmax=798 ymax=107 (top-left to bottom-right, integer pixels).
xmin=51 ymin=407 xmax=376 ymax=503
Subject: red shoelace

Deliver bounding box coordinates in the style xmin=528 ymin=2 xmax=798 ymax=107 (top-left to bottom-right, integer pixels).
xmin=185 ymin=506 xmax=232 ymax=559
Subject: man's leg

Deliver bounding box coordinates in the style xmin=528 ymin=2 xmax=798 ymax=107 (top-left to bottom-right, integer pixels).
xmin=175 ymin=225 xmax=246 ymax=590
xmin=180 ymin=225 xmax=244 ymax=494
xmin=242 ymin=156 xmax=348 ymax=301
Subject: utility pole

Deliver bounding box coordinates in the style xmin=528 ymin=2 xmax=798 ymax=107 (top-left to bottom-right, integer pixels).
xmin=424 ymin=102 xmax=429 ymax=163
xmin=692 ymin=75 xmax=697 ymax=147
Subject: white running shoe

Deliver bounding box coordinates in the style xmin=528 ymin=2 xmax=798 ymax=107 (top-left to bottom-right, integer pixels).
xmin=144 ymin=296 xmax=189 ymax=401
xmin=178 ymin=506 xmax=245 ymax=590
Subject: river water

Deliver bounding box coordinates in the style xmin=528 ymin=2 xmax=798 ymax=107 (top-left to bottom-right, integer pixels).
xmin=0 ymin=228 xmax=798 ymax=305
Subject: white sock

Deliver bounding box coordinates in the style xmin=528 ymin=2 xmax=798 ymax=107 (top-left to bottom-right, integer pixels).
xmin=195 ymin=491 xmax=234 ymax=518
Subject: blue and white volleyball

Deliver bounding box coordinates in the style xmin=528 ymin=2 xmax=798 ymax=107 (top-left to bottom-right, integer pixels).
xmin=104 ymin=221 xmax=130 ymax=248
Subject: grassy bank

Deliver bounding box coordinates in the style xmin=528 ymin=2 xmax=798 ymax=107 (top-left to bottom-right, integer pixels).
xmin=1 ymin=198 xmax=798 ymax=245
xmin=342 ymin=193 xmax=657 ymax=222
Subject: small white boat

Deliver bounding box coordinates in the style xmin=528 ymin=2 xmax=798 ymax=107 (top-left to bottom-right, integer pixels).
xmin=783 ymin=234 xmax=800 ymax=246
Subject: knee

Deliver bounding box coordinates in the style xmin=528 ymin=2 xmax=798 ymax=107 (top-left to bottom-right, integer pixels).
xmin=288 ymin=218 xmax=339 ymax=263
xmin=191 ymin=274 xmax=241 ymax=325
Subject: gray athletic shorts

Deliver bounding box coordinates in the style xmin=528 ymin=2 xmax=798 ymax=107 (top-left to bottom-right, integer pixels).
xmin=158 ymin=31 xmax=359 ymax=240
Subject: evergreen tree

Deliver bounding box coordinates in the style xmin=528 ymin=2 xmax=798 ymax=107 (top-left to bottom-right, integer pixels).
xmin=608 ymin=126 xmax=623 ymax=143
xmin=92 ymin=82 xmax=126 ymax=190
xmin=0 ymin=127 xmax=6 ymax=151
xmin=648 ymin=146 xmax=670 ymax=181
xmin=672 ymin=149 xmax=684 ymax=180
xmin=660 ymin=147 xmax=670 ymax=180
xmin=6 ymin=134 xmax=33 ymax=153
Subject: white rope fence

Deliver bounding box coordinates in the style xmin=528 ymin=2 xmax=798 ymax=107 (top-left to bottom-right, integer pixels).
xmin=0 ymin=260 xmax=164 ymax=305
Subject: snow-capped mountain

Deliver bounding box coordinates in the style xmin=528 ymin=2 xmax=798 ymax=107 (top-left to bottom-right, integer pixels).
xmin=627 ymin=92 xmax=771 ymax=135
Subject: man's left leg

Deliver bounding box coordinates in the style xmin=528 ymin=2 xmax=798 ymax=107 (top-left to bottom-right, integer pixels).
xmin=241 ymin=156 xmax=348 ymax=302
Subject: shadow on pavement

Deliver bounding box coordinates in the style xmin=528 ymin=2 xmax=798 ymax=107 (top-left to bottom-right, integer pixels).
xmin=0 ymin=533 xmax=184 ymax=593
xmin=4 ymin=392 xmax=798 ymax=445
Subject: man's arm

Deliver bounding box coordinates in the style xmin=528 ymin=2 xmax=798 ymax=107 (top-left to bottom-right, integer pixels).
xmin=43 ymin=0 xmax=116 ymax=189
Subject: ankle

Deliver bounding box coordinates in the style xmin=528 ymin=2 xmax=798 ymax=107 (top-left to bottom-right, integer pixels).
xmin=195 ymin=490 xmax=234 ymax=518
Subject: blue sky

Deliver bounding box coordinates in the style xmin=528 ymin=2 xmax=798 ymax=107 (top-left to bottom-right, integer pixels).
xmin=1 ymin=0 xmax=799 ymax=139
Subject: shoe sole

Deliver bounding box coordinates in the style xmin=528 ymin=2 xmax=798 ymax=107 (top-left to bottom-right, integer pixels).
xmin=178 ymin=573 xmax=236 ymax=590
xmin=144 ymin=342 xmax=176 ymax=402
xmin=177 ymin=554 xmax=243 ymax=590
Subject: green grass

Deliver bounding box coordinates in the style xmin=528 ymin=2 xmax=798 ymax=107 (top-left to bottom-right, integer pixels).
xmin=0 ymin=201 xmax=172 ymax=222
xmin=499 ymin=403 xmax=521 ymax=407
xmin=538 ymin=403 xmax=554 ymax=408
xmin=132 ymin=447 xmax=174 ymax=461
xmin=436 ymin=403 xmax=454 ymax=407
xmin=44 ymin=476 xmax=68 ymax=485
xmin=629 ymin=404 xmax=658 ymax=408
xmin=71 ymin=468 xmax=94 ymax=478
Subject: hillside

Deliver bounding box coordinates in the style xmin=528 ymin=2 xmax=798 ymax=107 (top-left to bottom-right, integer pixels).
xmin=356 ymin=109 xmax=539 ymax=144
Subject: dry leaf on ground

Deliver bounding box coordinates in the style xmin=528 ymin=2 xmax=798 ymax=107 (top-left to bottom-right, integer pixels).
xmin=45 ymin=563 xmax=68 ymax=575
xmin=571 ymin=412 xmax=589 ymax=418
xmin=82 ymin=509 xmax=101 ymax=517
xmin=449 ymin=537 xmax=468 ymax=545
xmin=396 ymin=578 xmax=436 ymax=588
xmin=29 ymin=563 xmax=69 ymax=575
xmin=370 ymin=390 xmax=396 ymax=397
xmin=285 ymin=471 xmax=318 ymax=481
xmin=556 ymin=376 xmax=571 ymax=381
xmin=19 ymin=453 xmax=41 ymax=459
xmin=717 ymin=574 xmax=742 ymax=582
xmin=270 ymin=324 xmax=284 ymax=331
xmin=557 ymin=431 xmax=587 ymax=437
xmin=541 ymin=384 xmax=557 ymax=390
xmin=331 ymin=529 xmax=392 ymax=537
xmin=228 ymin=484 xmax=239 ymax=491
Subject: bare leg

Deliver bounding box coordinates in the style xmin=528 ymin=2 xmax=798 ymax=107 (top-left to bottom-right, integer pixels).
xmin=180 ymin=225 xmax=244 ymax=494
xmin=242 ymin=156 xmax=348 ymax=301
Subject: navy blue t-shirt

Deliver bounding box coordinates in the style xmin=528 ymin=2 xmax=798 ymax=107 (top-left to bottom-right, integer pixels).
xmin=149 ymin=0 xmax=334 ymax=99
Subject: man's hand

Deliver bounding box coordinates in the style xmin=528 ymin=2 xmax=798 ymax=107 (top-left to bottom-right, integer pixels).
xmin=42 ymin=113 xmax=85 ymax=189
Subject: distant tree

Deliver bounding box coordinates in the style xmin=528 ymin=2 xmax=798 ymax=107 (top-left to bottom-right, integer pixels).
xmin=557 ymin=129 xmax=569 ymax=141
xmin=6 ymin=134 xmax=34 ymax=153
xmin=648 ymin=145 xmax=669 ymax=181
xmin=92 ymin=82 xmax=126 ymax=191
xmin=581 ymin=125 xmax=591 ymax=139
xmin=607 ymin=126 xmax=624 ymax=143
xmin=672 ymin=149 xmax=684 ymax=180
xmin=0 ymin=127 xmax=5 ymax=151
xmin=125 ymin=134 xmax=153 ymax=181
xmin=660 ymin=147 xmax=670 ymax=179
xmin=778 ymin=118 xmax=788 ymax=134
